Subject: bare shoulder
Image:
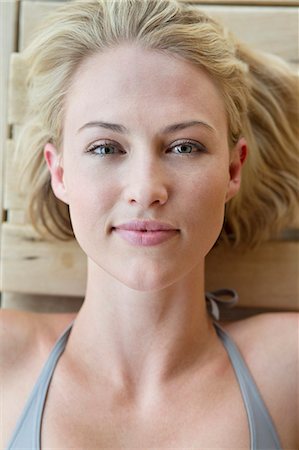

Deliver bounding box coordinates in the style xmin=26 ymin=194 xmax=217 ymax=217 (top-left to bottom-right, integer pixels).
xmin=221 ymin=311 xmax=298 ymax=367
xmin=0 ymin=309 xmax=77 ymax=448
xmin=0 ymin=308 xmax=77 ymax=376
xmin=220 ymin=311 xmax=298 ymax=391
xmin=221 ymin=310 xmax=298 ymax=347
xmin=221 ymin=312 xmax=299 ymax=449
xmin=0 ymin=309 xmax=38 ymax=374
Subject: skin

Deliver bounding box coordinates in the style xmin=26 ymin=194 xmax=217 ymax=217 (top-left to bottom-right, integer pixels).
xmin=44 ymin=44 xmax=247 ymax=412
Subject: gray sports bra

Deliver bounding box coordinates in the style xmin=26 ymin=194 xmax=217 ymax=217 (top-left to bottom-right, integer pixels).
xmin=6 ymin=290 xmax=282 ymax=449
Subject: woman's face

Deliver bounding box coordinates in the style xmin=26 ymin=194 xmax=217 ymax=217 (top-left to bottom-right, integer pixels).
xmin=45 ymin=44 xmax=244 ymax=291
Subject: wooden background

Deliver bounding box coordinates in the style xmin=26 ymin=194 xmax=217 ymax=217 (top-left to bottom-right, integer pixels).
xmin=0 ymin=0 xmax=298 ymax=318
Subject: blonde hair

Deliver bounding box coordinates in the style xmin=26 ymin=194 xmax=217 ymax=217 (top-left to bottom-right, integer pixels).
xmin=17 ymin=0 xmax=298 ymax=246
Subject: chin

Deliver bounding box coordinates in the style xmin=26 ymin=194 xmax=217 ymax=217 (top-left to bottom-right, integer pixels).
xmin=99 ymin=261 xmax=179 ymax=292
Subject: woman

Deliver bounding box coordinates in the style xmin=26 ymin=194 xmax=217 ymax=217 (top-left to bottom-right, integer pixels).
xmin=1 ymin=0 xmax=298 ymax=449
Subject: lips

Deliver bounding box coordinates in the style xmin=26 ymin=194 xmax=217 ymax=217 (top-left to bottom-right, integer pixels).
xmin=112 ymin=220 xmax=179 ymax=246
xmin=113 ymin=220 xmax=177 ymax=232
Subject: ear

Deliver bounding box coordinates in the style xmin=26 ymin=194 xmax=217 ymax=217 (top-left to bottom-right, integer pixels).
xmin=44 ymin=143 xmax=69 ymax=205
xmin=225 ymin=137 xmax=247 ymax=203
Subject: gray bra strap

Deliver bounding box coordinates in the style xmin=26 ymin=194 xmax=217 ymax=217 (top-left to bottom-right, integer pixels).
xmin=205 ymin=289 xmax=239 ymax=320
xmin=214 ymin=322 xmax=282 ymax=449
xmin=35 ymin=320 xmax=75 ymax=447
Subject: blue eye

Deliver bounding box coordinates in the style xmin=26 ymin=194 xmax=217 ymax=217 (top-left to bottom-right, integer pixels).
xmin=170 ymin=141 xmax=207 ymax=155
xmin=87 ymin=143 xmax=121 ymax=157
xmin=173 ymin=144 xmax=193 ymax=154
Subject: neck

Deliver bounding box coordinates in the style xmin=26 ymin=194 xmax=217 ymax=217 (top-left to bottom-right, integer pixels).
xmin=64 ymin=258 xmax=217 ymax=407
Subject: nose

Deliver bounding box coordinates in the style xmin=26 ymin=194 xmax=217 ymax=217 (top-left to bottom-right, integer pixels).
xmin=122 ymin=154 xmax=169 ymax=208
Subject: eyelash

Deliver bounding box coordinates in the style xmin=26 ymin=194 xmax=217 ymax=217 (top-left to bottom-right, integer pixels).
xmin=86 ymin=140 xmax=207 ymax=157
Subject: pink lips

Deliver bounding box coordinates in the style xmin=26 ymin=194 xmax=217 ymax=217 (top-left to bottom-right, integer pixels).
xmin=113 ymin=220 xmax=179 ymax=246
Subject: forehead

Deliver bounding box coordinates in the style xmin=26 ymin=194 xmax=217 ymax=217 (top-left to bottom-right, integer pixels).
xmin=64 ymin=44 xmax=227 ymax=135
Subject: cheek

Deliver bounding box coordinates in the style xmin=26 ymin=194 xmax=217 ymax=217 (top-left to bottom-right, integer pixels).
xmin=189 ymin=164 xmax=228 ymax=211
xmin=64 ymin=167 xmax=115 ymax=234
xmin=186 ymin=167 xmax=228 ymax=245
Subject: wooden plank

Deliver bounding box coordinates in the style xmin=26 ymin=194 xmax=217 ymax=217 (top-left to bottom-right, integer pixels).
xmin=1 ymin=292 xmax=83 ymax=313
xmin=1 ymin=222 xmax=87 ymax=297
xmin=1 ymin=222 xmax=298 ymax=310
xmin=205 ymin=240 xmax=299 ymax=310
xmin=199 ymin=5 xmax=298 ymax=63
xmin=7 ymin=53 xmax=27 ymax=125
xmin=0 ymin=0 xmax=18 ymax=299
xmin=7 ymin=209 xmax=26 ymax=225
xmin=19 ymin=0 xmax=62 ymax=50
xmin=3 ymin=139 xmax=27 ymax=210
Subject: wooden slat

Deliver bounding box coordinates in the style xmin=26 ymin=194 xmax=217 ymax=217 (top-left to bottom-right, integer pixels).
xmin=200 ymin=5 xmax=298 ymax=63
xmin=205 ymin=240 xmax=299 ymax=310
xmin=4 ymin=139 xmax=26 ymax=211
xmin=19 ymin=0 xmax=64 ymax=51
xmin=1 ymin=292 xmax=83 ymax=313
xmin=1 ymin=222 xmax=298 ymax=310
xmin=7 ymin=209 xmax=26 ymax=225
xmin=0 ymin=0 xmax=18 ymax=299
xmin=1 ymin=222 xmax=87 ymax=296
xmin=7 ymin=53 xmax=27 ymax=125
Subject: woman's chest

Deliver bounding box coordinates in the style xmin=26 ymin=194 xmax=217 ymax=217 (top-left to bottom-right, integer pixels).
xmin=42 ymin=409 xmax=250 ymax=449
xmin=41 ymin=365 xmax=251 ymax=449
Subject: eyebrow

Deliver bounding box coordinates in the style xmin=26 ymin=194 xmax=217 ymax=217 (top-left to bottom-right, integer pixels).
xmin=77 ymin=120 xmax=216 ymax=134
